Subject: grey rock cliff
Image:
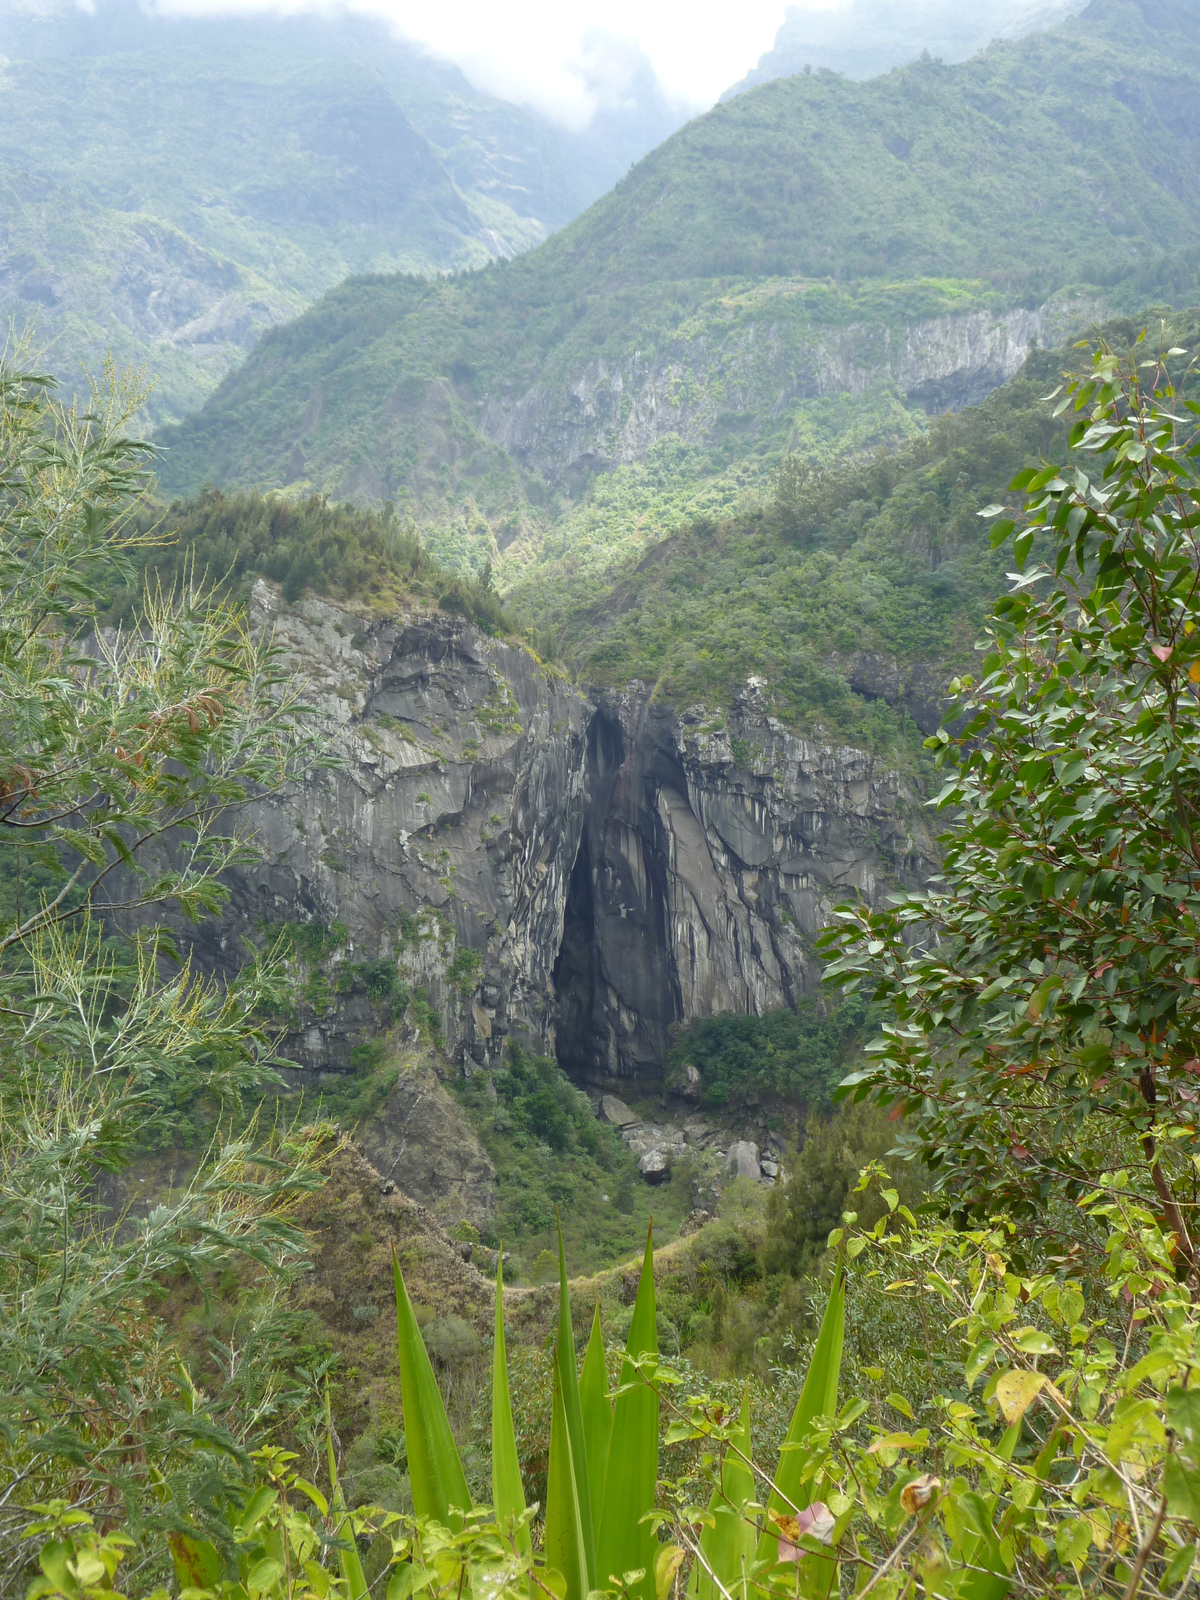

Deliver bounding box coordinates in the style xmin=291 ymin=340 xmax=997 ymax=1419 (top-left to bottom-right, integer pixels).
xmin=189 ymin=585 xmax=936 ymax=1097
xmin=185 ymin=580 xmax=591 ymax=1078
xmin=479 ymin=295 xmax=1099 ymax=487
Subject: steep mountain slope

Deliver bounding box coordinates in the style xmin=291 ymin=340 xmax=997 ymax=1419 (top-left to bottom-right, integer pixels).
xmin=0 ymin=2 xmax=683 ymax=426
xmin=157 ymin=0 xmax=1200 ymax=581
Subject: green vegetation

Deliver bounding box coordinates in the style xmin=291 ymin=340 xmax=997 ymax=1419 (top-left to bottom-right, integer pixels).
xmin=158 ymin=0 xmax=1200 ymax=593
xmin=19 ymin=332 xmax=1200 ymax=1598
xmin=825 ymin=336 xmax=1200 ymax=1254
xmin=0 ymin=360 xmax=332 ymax=1565
xmin=72 ymin=1162 xmax=1200 ymax=1600
xmin=457 ymin=1047 xmax=691 ymax=1277
xmin=760 ymin=1100 xmax=922 ymax=1279
xmin=518 ymin=349 xmax=1064 ymax=740
xmin=109 ymin=486 xmax=512 ymax=631
xmin=667 ymin=997 xmax=869 ymax=1110
xmin=0 ymin=6 xmax=632 ymax=425
xmin=511 ymin=315 xmax=1200 ymax=748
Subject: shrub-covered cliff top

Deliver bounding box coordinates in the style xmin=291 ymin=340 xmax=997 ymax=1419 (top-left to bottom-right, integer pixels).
xmin=110 ymin=486 xmax=512 ymax=634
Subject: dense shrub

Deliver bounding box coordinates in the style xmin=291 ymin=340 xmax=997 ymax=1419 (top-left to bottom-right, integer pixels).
xmin=106 ymin=486 xmax=514 ymax=632
xmin=666 ymin=995 xmax=869 ymax=1110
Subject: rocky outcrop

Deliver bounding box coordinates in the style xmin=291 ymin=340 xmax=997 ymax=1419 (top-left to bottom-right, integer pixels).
xmin=354 ymin=1057 xmax=498 ymax=1230
xmin=181 ymin=581 xmax=592 ymax=1078
xmin=480 ymin=293 xmax=1100 ymax=486
xmin=185 ymin=585 xmax=936 ymax=1099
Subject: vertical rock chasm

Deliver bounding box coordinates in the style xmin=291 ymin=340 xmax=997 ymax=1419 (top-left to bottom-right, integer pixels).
xmin=553 ymin=685 xmax=938 ymax=1092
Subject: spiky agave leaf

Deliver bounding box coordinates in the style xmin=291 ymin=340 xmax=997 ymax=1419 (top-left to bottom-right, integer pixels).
xmin=555 ymin=1212 xmax=596 ymax=1587
xmin=392 ymin=1249 xmax=471 ymax=1529
xmin=579 ymin=1304 xmax=612 ymax=1537
xmin=692 ymin=1387 xmax=755 ymax=1600
xmin=756 ymin=1270 xmax=844 ymax=1568
xmin=491 ymin=1252 xmax=531 ymax=1557
xmin=544 ymin=1362 xmax=591 ymax=1600
xmin=597 ymin=1223 xmax=659 ymax=1600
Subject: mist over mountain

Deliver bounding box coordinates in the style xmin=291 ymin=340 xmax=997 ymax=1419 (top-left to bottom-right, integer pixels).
xmin=0 ymin=0 xmax=686 ymax=425
xmin=725 ymin=0 xmax=1089 ymax=92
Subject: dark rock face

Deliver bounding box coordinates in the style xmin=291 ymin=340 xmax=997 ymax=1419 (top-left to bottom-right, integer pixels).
xmin=183 ymin=584 xmax=938 ymax=1094
xmin=554 ymin=686 xmax=937 ymax=1092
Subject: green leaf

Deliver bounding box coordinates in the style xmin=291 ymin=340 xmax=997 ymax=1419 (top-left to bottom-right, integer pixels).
xmin=597 ymin=1223 xmax=659 ymax=1600
xmin=556 ymin=1215 xmax=596 ymax=1587
xmin=1164 ymin=1454 xmax=1200 ymax=1524
xmin=491 ymin=1254 xmax=531 ymax=1557
xmin=693 ymin=1387 xmax=755 ymax=1600
xmin=246 ymin=1557 xmax=285 ymax=1596
xmin=579 ymin=1304 xmax=612 ymax=1538
xmin=1012 ymin=1328 xmax=1058 ymax=1356
xmin=238 ymin=1487 xmax=277 ymax=1535
xmin=965 ymin=1339 xmax=997 ymax=1390
xmin=167 ymin=1533 xmax=224 ymax=1592
xmin=392 ymin=1250 xmax=471 ymax=1529
xmin=756 ymin=1271 xmax=844 ymax=1566
xmin=545 ymin=1363 xmax=591 ymax=1600
xmin=1167 ymin=1386 xmax=1200 ymax=1460
xmin=326 ymin=1386 xmax=370 ymax=1600
xmin=293 ymin=1479 xmax=328 ymax=1517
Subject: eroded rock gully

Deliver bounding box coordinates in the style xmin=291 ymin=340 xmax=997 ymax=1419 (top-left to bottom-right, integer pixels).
xmin=195 ymin=584 xmax=937 ymax=1100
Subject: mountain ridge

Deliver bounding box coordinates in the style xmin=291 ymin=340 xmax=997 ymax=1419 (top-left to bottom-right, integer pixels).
xmin=156 ymin=0 xmax=1200 ymax=588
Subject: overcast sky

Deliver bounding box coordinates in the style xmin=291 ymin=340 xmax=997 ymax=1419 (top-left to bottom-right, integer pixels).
xmin=142 ymin=0 xmax=817 ymax=125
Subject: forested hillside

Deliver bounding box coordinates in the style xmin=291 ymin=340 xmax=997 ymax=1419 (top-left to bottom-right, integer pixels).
xmin=0 ymin=0 xmax=683 ymax=426
xmin=11 ymin=330 xmax=1200 ymax=1600
xmin=516 ymin=310 xmax=1200 ymax=748
xmin=156 ymin=0 xmax=1200 ymax=584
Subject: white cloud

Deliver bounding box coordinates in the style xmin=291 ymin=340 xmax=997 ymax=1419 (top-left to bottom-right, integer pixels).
xmin=140 ymin=0 xmax=801 ymax=126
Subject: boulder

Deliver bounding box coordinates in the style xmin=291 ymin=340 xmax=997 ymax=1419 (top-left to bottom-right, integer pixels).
xmin=726 ymin=1140 xmax=761 ymax=1180
xmin=760 ymin=1158 xmax=780 ymax=1179
xmin=601 ymin=1094 xmax=640 ymax=1128
xmin=638 ymin=1149 xmax=671 ymax=1184
xmin=679 ymin=1062 xmax=703 ymax=1099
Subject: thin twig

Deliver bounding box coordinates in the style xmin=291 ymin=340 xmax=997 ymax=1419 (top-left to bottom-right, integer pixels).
xmin=1120 ymin=1491 xmax=1168 ymax=1600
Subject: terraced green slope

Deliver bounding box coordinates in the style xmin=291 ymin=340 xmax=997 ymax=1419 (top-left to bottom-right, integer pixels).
xmin=156 ymin=0 xmax=1200 ymax=582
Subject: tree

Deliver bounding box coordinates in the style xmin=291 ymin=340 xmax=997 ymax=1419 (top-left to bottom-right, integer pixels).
xmin=821 ymin=332 xmax=1200 ymax=1270
xmin=761 ymin=1100 xmax=922 ymax=1278
xmin=0 ymin=357 xmax=330 ymax=1559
